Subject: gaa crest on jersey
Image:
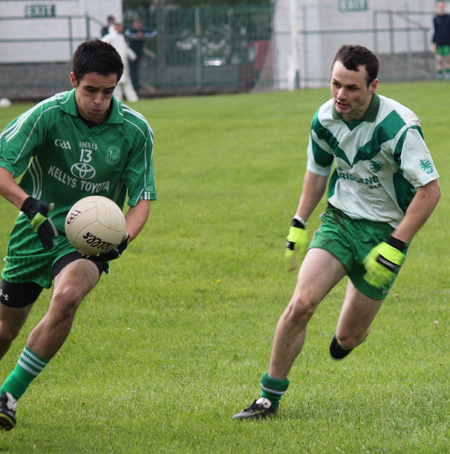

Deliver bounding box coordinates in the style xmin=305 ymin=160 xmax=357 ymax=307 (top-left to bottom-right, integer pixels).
xmin=105 ymin=146 xmax=121 ymax=165
xmin=54 ymin=139 xmax=72 ymax=150
xmin=419 ymin=159 xmax=434 ymax=174
xmin=369 ymin=160 xmax=383 ymax=173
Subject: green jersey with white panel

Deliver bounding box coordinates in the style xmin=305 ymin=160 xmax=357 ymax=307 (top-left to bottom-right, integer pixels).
xmin=307 ymin=94 xmax=439 ymax=227
xmin=0 ymin=89 xmax=156 ymax=233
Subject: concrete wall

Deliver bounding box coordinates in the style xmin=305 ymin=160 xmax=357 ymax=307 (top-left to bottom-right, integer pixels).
xmin=0 ymin=0 xmax=122 ymax=63
xmin=273 ymin=0 xmax=437 ymax=89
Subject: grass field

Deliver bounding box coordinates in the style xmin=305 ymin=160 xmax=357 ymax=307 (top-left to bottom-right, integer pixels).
xmin=0 ymin=81 xmax=448 ymax=453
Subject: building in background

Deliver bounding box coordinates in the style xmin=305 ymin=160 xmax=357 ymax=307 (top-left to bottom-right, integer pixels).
xmin=0 ymin=0 xmax=122 ymax=63
xmin=0 ymin=0 xmax=122 ymax=99
xmin=0 ymin=0 xmax=442 ymax=99
xmin=271 ymin=0 xmax=437 ymax=90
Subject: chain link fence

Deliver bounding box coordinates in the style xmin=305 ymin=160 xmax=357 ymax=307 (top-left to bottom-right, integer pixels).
xmin=123 ymin=6 xmax=274 ymax=95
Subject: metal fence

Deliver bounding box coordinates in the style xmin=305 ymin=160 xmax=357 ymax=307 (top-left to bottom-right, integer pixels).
xmin=122 ymin=6 xmax=274 ymax=94
xmin=0 ymin=5 xmax=438 ymax=100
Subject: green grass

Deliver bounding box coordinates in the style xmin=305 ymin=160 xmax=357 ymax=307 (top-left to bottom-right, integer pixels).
xmin=0 ymin=81 xmax=449 ymax=453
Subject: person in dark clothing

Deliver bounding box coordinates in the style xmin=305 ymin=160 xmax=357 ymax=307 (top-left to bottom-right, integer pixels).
xmin=101 ymin=15 xmax=115 ymax=37
xmin=432 ymin=1 xmax=450 ymax=80
xmin=124 ymin=18 xmax=157 ymax=91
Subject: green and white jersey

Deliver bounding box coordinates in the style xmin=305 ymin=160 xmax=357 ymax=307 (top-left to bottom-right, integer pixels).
xmin=0 ymin=90 xmax=156 ymax=233
xmin=307 ymin=94 xmax=439 ymax=227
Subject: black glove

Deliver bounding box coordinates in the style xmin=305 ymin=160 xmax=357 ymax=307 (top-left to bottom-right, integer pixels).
xmin=21 ymin=197 xmax=58 ymax=249
xmin=96 ymin=234 xmax=130 ymax=261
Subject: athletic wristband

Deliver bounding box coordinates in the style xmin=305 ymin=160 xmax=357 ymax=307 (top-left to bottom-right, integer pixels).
xmin=291 ymin=215 xmax=306 ymax=229
xmin=387 ymin=236 xmax=406 ymax=252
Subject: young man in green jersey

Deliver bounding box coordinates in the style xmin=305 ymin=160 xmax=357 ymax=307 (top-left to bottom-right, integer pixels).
xmin=233 ymin=44 xmax=441 ymax=420
xmin=0 ymin=39 xmax=156 ymax=430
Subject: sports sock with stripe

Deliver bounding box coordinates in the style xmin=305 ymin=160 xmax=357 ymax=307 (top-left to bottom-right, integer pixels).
xmin=0 ymin=346 xmax=49 ymax=400
xmin=260 ymin=373 xmax=289 ymax=409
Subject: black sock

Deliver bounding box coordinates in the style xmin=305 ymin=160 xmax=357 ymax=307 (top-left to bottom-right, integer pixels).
xmin=329 ymin=334 xmax=353 ymax=360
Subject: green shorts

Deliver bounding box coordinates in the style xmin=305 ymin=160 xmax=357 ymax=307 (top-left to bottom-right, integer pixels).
xmin=309 ymin=205 xmax=407 ymax=300
xmin=436 ymin=45 xmax=450 ymax=56
xmin=2 ymin=214 xmax=107 ymax=288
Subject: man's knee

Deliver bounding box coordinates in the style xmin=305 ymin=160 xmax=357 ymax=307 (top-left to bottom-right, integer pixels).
xmin=50 ymin=284 xmax=84 ymax=321
xmin=0 ymin=322 xmax=21 ymax=345
xmin=284 ymin=294 xmax=318 ymax=325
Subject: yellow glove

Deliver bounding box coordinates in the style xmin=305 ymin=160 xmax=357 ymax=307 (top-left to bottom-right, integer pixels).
xmin=285 ymin=217 xmax=308 ymax=272
xmin=363 ymin=238 xmax=406 ymax=289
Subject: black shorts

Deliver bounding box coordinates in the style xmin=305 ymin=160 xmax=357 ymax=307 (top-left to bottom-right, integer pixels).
xmin=0 ymin=252 xmax=105 ymax=308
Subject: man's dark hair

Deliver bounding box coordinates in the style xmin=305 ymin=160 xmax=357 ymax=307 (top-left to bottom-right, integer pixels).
xmin=72 ymin=39 xmax=123 ymax=83
xmin=332 ymin=45 xmax=380 ymax=86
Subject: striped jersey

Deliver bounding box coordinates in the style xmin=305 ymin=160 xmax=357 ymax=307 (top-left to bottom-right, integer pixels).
xmin=307 ymin=93 xmax=439 ymax=227
xmin=0 ymin=89 xmax=156 ymax=233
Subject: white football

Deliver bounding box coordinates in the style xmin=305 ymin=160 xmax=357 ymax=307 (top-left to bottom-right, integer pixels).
xmin=65 ymin=196 xmax=126 ymax=256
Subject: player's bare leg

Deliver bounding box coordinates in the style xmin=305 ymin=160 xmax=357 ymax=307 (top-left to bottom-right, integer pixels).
xmin=0 ymin=305 xmax=34 ymax=359
xmin=27 ymin=259 xmax=100 ymax=360
xmin=436 ymin=55 xmax=444 ymax=80
xmin=0 ymin=258 xmax=100 ymax=430
xmin=445 ymin=56 xmax=450 ymax=80
xmin=233 ymin=249 xmax=347 ymax=420
xmin=268 ymin=249 xmax=347 ymax=379
xmin=333 ymin=280 xmax=383 ymax=354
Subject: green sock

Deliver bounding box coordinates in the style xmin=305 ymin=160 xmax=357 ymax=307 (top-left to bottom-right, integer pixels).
xmin=437 ymin=69 xmax=443 ymax=80
xmin=260 ymin=373 xmax=289 ymax=409
xmin=0 ymin=347 xmax=49 ymax=400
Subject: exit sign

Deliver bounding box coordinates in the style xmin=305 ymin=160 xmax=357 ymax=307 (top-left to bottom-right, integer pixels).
xmin=25 ymin=4 xmax=56 ymax=17
xmin=339 ymin=0 xmax=368 ymax=12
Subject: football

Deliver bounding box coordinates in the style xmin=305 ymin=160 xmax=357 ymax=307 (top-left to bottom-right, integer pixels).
xmin=65 ymin=196 xmax=126 ymax=256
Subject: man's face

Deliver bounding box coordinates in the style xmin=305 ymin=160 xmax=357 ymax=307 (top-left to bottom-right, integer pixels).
xmin=70 ymin=72 xmax=118 ymax=124
xmin=437 ymin=1 xmax=446 ymax=14
xmin=330 ymin=60 xmax=378 ymax=122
